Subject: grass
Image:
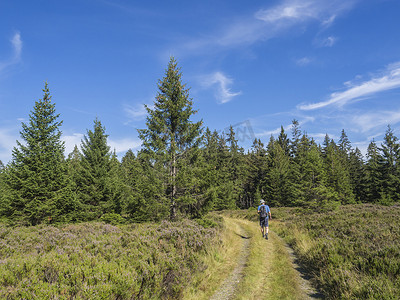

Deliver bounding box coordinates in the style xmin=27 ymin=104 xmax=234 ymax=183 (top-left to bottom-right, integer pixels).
xmin=182 ymin=217 xmax=245 ymax=299
xmin=231 ymin=217 xmax=306 ymax=300
xmin=0 ymin=218 xmax=222 ymax=299
xmin=271 ymin=204 xmax=400 ymax=299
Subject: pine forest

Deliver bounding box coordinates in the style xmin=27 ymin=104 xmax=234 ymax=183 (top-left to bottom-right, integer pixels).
xmin=1 ymin=57 xmax=399 ymax=226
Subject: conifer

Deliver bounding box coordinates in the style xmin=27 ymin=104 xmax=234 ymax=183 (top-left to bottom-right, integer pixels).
xmin=138 ymin=57 xmax=202 ymax=220
xmin=5 ymin=83 xmax=76 ymax=224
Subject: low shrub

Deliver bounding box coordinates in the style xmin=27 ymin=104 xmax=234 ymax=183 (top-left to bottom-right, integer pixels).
xmin=0 ymin=218 xmax=221 ymax=299
xmin=271 ymin=204 xmax=400 ymax=299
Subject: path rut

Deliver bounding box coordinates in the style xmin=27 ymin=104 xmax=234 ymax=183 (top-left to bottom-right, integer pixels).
xmin=210 ymin=224 xmax=250 ymax=300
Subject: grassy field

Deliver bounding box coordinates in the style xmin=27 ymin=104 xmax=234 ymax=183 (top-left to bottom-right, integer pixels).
xmin=0 ymin=216 xmax=222 ymax=299
xmin=270 ymin=204 xmax=400 ymax=299
xmin=2 ymin=204 xmax=398 ymax=299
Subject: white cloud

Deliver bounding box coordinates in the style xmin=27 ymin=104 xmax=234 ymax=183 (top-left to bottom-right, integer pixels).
xmin=317 ymin=36 xmax=337 ymax=47
xmin=62 ymin=133 xmax=84 ymax=156
xmin=255 ymin=1 xmax=321 ymax=23
xmin=299 ymin=62 xmax=400 ymax=110
xmin=0 ymin=127 xmax=18 ymax=164
xmin=109 ymin=138 xmax=142 ymax=154
xmin=124 ymin=103 xmax=149 ymax=121
xmin=174 ymin=0 xmax=357 ymax=56
xmin=11 ymin=32 xmax=22 ymax=59
xmin=255 ymin=0 xmax=356 ymax=24
xmin=201 ymin=72 xmax=242 ymax=104
xmin=296 ymin=57 xmax=312 ymax=66
xmin=0 ymin=32 xmax=23 ymax=73
xmin=352 ymin=109 xmax=400 ymax=133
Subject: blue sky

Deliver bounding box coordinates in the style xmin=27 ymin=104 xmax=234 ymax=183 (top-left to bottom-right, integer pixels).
xmin=1 ymin=0 xmax=400 ymax=163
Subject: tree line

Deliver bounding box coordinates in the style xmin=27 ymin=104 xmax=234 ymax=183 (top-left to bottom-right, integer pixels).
xmin=0 ymin=58 xmax=399 ymax=225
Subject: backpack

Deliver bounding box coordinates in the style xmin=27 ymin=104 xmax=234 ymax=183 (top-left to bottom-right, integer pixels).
xmin=260 ymin=205 xmax=268 ymax=218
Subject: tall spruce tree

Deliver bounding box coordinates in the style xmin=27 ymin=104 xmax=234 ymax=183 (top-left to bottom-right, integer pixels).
xmin=76 ymin=119 xmax=122 ymax=220
xmin=265 ymin=136 xmax=292 ymax=206
xmin=365 ymin=140 xmax=384 ymax=203
xmin=5 ymin=83 xmax=77 ymax=224
xmin=226 ymin=126 xmax=247 ymax=208
xmin=244 ymin=138 xmax=267 ymax=208
xmin=348 ymin=147 xmax=365 ymax=202
xmin=138 ymin=57 xmax=202 ymax=220
xmin=323 ymin=137 xmax=355 ymax=204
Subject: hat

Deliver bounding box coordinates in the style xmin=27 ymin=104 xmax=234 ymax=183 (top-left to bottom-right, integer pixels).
xmin=260 ymin=199 xmax=265 ymax=204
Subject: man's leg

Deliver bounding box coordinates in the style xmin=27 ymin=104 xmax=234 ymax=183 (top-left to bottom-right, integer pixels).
xmin=265 ymin=218 xmax=269 ymax=239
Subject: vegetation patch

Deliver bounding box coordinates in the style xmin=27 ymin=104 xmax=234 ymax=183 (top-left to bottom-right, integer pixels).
xmin=0 ymin=219 xmax=221 ymax=299
xmin=270 ymin=204 xmax=400 ymax=299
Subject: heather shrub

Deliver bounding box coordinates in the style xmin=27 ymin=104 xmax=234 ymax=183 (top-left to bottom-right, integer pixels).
xmin=271 ymin=204 xmax=400 ymax=299
xmin=0 ymin=218 xmax=221 ymax=299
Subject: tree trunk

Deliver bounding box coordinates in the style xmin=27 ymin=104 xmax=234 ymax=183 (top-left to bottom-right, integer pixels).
xmin=170 ymin=152 xmax=177 ymax=221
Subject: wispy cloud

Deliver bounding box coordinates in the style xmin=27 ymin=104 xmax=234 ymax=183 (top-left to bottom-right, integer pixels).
xmin=296 ymin=56 xmax=312 ymax=66
xmin=352 ymin=109 xmax=400 ymax=133
xmin=124 ymin=103 xmax=150 ymax=121
xmin=0 ymin=32 xmax=23 ymax=73
xmin=316 ymin=36 xmax=337 ymax=47
xmin=298 ymin=62 xmax=400 ymax=110
xmin=173 ymin=0 xmax=357 ymax=56
xmin=201 ymin=72 xmax=242 ymax=104
xmin=255 ymin=0 xmax=356 ymax=25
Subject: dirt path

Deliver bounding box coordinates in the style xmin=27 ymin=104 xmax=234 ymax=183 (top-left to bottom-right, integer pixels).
xmin=209 ymin=218 xmax=322 ymax=300
xmin=210 ymin=223 xmax=250 ymax=300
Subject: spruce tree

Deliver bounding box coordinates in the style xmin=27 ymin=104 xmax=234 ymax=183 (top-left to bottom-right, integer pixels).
xmin=323 ymin=137 xmax=355 ymax=204
xmin=121 ymin=149 xmax=148 ymax=221
xmin=5 ymin=83 xmax=77 ymax=224
xmin=265 ymin=136 xmax=292 ymax=206
xmin=348 ymin=147 xmax=366 ymax=202
xmin=277 ymin=126 xmax=290 ymax=157
xmin=379 ymin=126 xmax=400 ymax=203
xmin=365 ymin=140 xmax=384 ymax=203
xmin=76 ymin=119 xmax=122 ymax=220
xmin=245 ymin=138 xmax=267 ymax=208
xmin=295 ymin=134 xmax=336 ymax=208
xmin=138 ymin=57 xmax=202 ymax=220
xmin=226 ymin=126 xmax=247 ymax=208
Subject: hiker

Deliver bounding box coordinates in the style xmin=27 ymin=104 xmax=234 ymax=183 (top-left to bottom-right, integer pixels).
xmin=258 ymin=199 xmax=271 ymax=240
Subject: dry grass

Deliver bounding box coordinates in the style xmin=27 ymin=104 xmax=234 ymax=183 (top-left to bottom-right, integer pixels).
xmin=182 ymin=217 xmax=244 ymax=300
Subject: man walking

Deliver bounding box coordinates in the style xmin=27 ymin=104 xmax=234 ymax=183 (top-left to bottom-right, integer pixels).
xmin=258 ymin=199 xmax=271 ymax=239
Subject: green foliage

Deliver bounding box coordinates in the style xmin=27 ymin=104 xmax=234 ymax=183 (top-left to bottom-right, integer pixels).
xmin=272 ymin=204 xmax=400 ymax=299
xmin=100 ymin=213 xmax=126 ymax=225
xmin=74 ymin=119 xmax=123 ymax=220
xmin=138 ymin=57 xmax=203 ymax=220
xmin=3 ymin=83 xmax=77 ymax=225
xmin=2 ymin=63 xmax=400 ymax=225
xmin=0 ymin=219 xmax=221 ymax=299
